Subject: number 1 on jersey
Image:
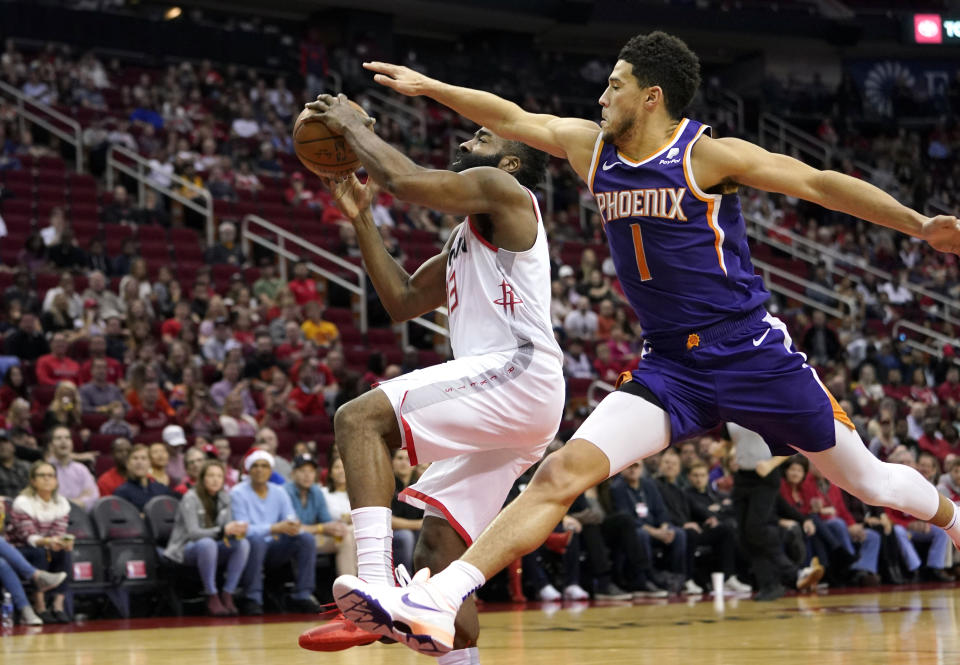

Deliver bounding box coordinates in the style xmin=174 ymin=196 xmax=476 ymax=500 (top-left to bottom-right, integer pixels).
xmin=630 ymin=224 xmax=652 ymax=281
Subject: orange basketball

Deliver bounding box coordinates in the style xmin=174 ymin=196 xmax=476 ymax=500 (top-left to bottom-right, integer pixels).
xmin=292 ymin=100 xmax=368 ymax=177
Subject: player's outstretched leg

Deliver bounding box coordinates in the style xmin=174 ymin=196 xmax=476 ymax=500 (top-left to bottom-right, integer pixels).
xmin=333 ymin=391 xmax=672 ymax=656
xmin=299 ymin=389 xmax=401 ymax=652
xmin=333 ymin=438 xmax=611 ymax=655
xmin=805 ymin=421 xmax=960 ymax=549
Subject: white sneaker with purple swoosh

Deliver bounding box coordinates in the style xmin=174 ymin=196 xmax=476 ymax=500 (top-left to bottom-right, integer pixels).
xmin=333 ymin=569 xmax=457 ymax=657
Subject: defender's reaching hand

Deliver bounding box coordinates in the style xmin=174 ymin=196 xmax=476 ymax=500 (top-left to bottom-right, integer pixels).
xmin=921 ymin=215 xmax=960 ymax=256
xmin=363 ymin=62 xmax=434 ymax=96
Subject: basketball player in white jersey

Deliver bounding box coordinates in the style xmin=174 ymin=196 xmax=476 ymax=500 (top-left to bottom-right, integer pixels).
xmin=296 ymin=94 xmax=563 ymax=665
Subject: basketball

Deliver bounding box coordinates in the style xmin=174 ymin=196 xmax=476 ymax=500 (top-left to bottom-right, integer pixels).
xmin=292 ymin=100 xmax=368 ymax=177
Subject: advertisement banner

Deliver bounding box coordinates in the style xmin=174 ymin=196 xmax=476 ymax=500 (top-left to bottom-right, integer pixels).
xmin=846 ymin=58 xmax=956 ymax=116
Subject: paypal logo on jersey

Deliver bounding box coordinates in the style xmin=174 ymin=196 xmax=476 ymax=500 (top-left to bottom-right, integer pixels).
xmin=659 ymin=147 xmax=682 ymax=165
xmin=595 ymin=187 xmax=688 ymax=223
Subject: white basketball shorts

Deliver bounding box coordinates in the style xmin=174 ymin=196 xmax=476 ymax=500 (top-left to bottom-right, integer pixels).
xmin=374 ymin=342 xmax=564 ymax=544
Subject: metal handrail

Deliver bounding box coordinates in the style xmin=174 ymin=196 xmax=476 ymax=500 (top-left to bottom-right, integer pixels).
xmin=242 ymin=214 xmax=368 ymax=333
xmin=892 ymin=319 xmax=959 ymax=348
xmin=364 ymin=89 xmax=426 ymax=140
xmin=105 ymin=144 xmax=215 ymax=243
xmin=752 ymin=257 xmax=857 ymax=318
xmin=758 ymin=111 xmax=880 ymax=184
xmin=759 ymin=112 xmax=832 ymax=168
xmin=0 ymin=80 xmax=83 ymax=172
xmin=721 ymin=89 xmax=745 ymax=134
xmin=745 ymin=214 xmax=960 ymax=324
xmin=587 ymin=379 xmax=615 ymax=408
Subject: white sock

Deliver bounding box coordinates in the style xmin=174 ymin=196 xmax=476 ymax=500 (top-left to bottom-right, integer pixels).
xmin=942 ymin=502 xmax=960 ymax=549
xmin=430 ymin=560 xmax=486 ymax=609
xmin=438 ymin=647 xmax=479 ymax=665
xmin=351 ymin=506 xmax=393 ymax=586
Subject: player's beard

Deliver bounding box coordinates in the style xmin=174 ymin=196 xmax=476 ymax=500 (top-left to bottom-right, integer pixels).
xmin=449 ymin=149 xmax=503 ymax=172
xmin=603 ymin=113 xmax=636 ymax=144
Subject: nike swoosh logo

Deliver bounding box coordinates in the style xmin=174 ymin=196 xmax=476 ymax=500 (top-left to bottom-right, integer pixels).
xmin=602 ymin=161 xmax=622 ymax=171
xmin=401 ymin=592 xmax=444 ymax=613
xmin=752 ymin=329 xmax=770 ymax=346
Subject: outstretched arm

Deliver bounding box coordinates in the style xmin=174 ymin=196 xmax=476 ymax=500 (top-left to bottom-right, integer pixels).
xmin=694 ymin=136 xmax=960 ymax=255
xmin=320 ymin=174 xmax=449 ymax=323
xmin=305 ymin=95 xmax=529 ymax=218
xmin=361 ymin=63 xmax=600 ymax=180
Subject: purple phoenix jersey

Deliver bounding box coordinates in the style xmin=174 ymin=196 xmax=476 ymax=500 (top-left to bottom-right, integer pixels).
xmin=588 ymin=118 xmax=768 ymax=338
xmin=586 ymin=118 xmax=850 ymax=453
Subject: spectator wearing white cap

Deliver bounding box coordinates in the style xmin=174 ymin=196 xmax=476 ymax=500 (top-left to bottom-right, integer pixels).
xmin=230 ymin=449 xmax=320 ymax=615
xmin=163 ymin=424 xmax=188 ymax=482
xmin=254 ymin=427 xmax=292 ymax=479
xmin=284 ymin=453 xmax=356 ymax=577
xmin=557 ymin=264 xmax=582 ymax=306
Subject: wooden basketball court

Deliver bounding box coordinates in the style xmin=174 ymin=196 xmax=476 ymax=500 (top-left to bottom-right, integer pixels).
xmin=2 ymin=587 xmax=958 ymax=664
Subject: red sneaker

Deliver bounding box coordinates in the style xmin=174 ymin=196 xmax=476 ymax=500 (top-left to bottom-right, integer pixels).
xmin=298 ymin=612 xmax=381 ymax=652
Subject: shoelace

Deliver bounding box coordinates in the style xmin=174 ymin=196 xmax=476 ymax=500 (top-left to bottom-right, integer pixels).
xmin=316 ymin=601 xmax=340 ymax=620
xmin=394 ymin=564 xmax=412 ymax=587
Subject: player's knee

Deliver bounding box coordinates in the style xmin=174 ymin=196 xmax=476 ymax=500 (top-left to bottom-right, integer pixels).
xmin=839 ymin=472 xmax=885 ymax=507
xmin=335 ymin=392 xmax=397 ymax=446
xmin=333 ymin=401 xmax=362 ymax=442
xmin=530 ymin=453 xmax=586 ymax=504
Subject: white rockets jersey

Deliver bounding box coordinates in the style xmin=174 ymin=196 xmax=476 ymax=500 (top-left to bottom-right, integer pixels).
xmin=444 ymin=187 xmax=562 ymax=364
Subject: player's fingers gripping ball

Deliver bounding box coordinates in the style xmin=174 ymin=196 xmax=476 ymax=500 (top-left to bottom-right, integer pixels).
xmin=294 ymin=95 xmax=372 ymax=177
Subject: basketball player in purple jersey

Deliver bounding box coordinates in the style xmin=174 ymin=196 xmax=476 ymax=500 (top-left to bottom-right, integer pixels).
xmin=330 ymin=32 xmax=960 ymax=655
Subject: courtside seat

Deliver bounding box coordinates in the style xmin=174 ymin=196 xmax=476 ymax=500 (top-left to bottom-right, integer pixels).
xmin=91 ymin=496 xmax=161 ymax=618
xmin=64 ymin=500 xmax=126 ymax=618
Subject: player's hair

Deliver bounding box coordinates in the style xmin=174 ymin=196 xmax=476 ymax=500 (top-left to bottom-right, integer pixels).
xmin=688 ymin=460 xmax=708 ymax=472
xmin=504 ymin=141 xmax=549 ymax=189
xmin=618 ymin=31 xmax=701 ymax=119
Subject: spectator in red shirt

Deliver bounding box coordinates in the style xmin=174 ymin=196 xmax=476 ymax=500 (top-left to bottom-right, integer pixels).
xmin=882 ymin=367 xmax=911 ymax=402
xmin=77 ymin=334 xmax=123 ymax=385
xmin=35 ymin=333 xmax=80 ymax=386
xmin=289 ymin=358 xmax=334 ymax=416
xmin=595 ymin=299 xmax=616 ymax=341
xmin=592 ymin=343 xmax=621 ymax=384
xmin=96 ymin=436 xmax=132 ymax=496
xmin=936 ymin=367 xmax=960 ymax=407
xmin=805 ymin=465 xmax=882 ymax=586
xmin=126 ymin=381 xmax=175 ymax=432
xmin=918 ymin=415 xmax=951 ymax=464
xmin=161 ymin=300 xmax=196 ymax=344
xmin=909 ymin=367 xmax=938 ymax=406
xmin=257 ymin=368 xmax=301 ymax=432
xmin=285 ymin=172 xmax=317 ymax=208
xmin=288 ymin=260 xmax=321 ymax=305
xmin=275 ymin=320 xmax=304 ymax=364
xmin=607 ymin=325 xmax=633 ymax=367
xmin=779 ymin=458 xmax=818 ymax=515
